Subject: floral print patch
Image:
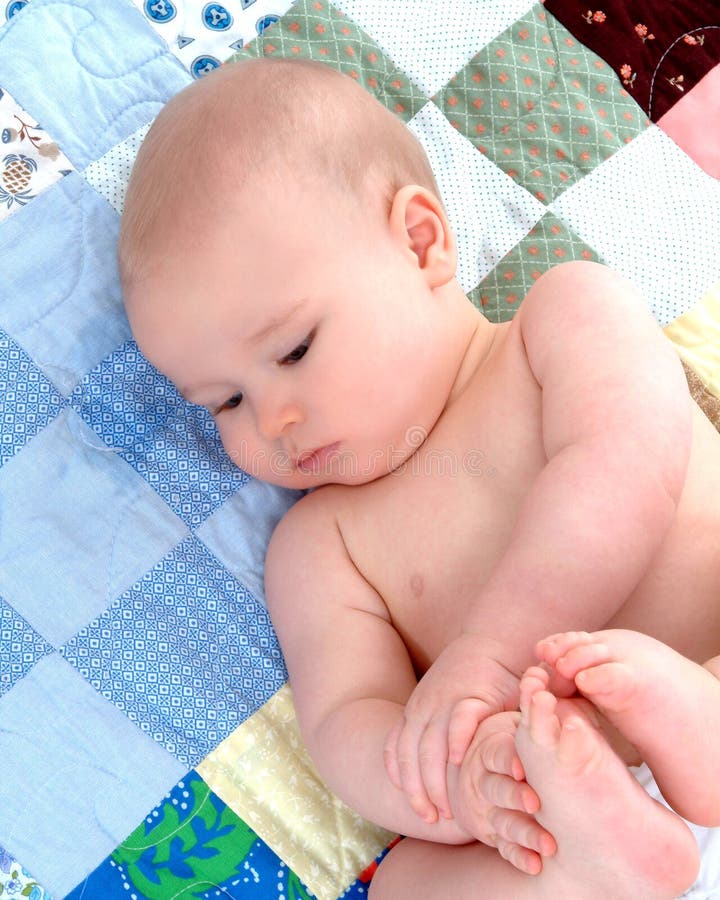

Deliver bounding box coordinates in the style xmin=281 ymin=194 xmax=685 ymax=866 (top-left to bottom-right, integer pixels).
xmin=0 ymin=87 xmax=73 ymax=222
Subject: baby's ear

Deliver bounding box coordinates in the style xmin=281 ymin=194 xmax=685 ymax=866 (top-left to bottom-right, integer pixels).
xmin=389 ymin=185 xmax=457 ymax=287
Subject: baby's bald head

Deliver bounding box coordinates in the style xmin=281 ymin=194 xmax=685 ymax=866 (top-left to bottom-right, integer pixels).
xmin=118 ymin=57 xmax=440 ymax=287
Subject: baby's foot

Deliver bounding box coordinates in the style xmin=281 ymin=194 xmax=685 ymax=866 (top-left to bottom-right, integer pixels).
xmin=537 ymin=629 xmax=720 ymax=825
xmin=451 ymin=710 xmax=556 ymax=875
xmin=516 ymin=666 xmax=699 ymax=898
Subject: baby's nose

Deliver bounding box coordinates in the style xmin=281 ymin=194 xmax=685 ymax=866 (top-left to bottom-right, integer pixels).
xmin=256 ymin=399 xmax=303 ymax=441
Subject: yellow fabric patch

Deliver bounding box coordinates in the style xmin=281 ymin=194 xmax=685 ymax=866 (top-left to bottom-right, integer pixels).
xmin=665 ymin=283 xmax=720 ymax=400
xmin=197 ymin=684 xmax=396 ymax=900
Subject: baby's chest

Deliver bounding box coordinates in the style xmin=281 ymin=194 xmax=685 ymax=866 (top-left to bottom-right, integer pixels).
xmin=340 ymin=386 xmax=546 ymax=672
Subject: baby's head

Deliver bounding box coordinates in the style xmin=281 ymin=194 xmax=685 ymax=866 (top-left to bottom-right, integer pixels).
xmin=120 ymin=58 xmax=442 ymax=283
xmin=121 ymin=58 xmax=466 ymax=488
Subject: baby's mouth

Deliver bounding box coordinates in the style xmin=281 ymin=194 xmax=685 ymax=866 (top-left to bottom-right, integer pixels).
xmin=296 ymin=441 xmax=341 ymax=474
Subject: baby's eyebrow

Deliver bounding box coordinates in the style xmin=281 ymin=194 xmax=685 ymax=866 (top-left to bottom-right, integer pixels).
xmin=248 ymin=297 xmax=307 ymax=345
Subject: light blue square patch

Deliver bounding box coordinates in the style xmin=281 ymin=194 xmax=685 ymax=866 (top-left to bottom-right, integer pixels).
xmin=0 ymin=330 xmax=64 ymax=468
xmin=0 ymin=654 xmax=185 ymax=899
xmin=0 ymin=408 xmax=188 ymax=648
xmin=196 ymin=478 xmax=304 ymax=608
xmin=0 ymin=0 xmax=191 ymax=170
xmin=0 ymin=173 xmax=130 ymax=396
xmin=71 ymin=341 xmax=249 ymax=529
xmin=61 ymin=535 xmax=287 ymax=767
xmin=0 ymin=596 xmax=53 ymax=697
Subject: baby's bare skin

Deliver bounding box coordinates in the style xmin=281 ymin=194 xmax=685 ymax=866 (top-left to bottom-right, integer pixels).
xmin=262 ymin=260 xmax=720 ymax=856
xmin=537 ymin=629 xmax=720 ymax=825
xmin=370 ymin=669 xmax=703 ymax=900
xmin=122 ymin=59 xmax=720 ymax=896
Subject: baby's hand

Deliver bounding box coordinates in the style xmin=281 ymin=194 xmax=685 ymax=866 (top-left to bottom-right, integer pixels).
xmin=383 ymin=633 xmax=521 ymax=823
xmin=454 ymin=711 xmax=557 ymax=875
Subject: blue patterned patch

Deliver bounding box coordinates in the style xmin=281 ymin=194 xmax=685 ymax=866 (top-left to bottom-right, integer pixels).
xmin=71 ymin=341 xmax=248 ymax=530
xmin=191 ymin=55 xmax=221 ymax=78
xmin=0 ymin=330 xmax=64 ymax=469
xmin=61 ymin=536 xmax=287 ymax=766
xmin=0 ymin=596 xmax=53 ymax=696
xmin=202 ymin=3 xmax=233 ymax=31
xmin=144 ymin=0 xmax=176 ymax=24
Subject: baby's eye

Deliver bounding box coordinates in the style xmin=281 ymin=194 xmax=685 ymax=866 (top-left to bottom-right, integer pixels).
xmin=279 ymin=332 xmax=313 ymax=366
xmin=218 ymin=392 xmax=243 ymax=413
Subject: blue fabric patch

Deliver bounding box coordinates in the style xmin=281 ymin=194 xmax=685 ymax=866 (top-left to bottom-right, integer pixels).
xmin=0 ymin=654 xmax=185 ymax=899
xmin=65 ymin=771 xmax=320 ymax=900
xmin=61 ymin=536 xmax=287 ymax=766
xmin=0 ymin=330 xmax=64 ymax=469
xmin=0 ymin=0 xmax=191 ymax=170
xmin=0 ymin=596 xmax=53 ymax=697
xmin=0 ymin=409 xmax=189 ymax=647
xmin=196 ymin=478 xmax=304 ymax=609
xmin=71 ymin=341 xmax=250 ymax=529
xmin=0 ymin=173 xmax=130 ymax=396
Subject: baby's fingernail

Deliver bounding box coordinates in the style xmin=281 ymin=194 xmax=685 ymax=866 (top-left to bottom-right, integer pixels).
xmin=418 ymin=804 xmax=437 ymax=824
xmin=540 ymin=834 xmax=557 ymax=857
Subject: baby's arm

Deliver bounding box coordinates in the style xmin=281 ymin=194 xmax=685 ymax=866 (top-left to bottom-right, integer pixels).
xmin=388 ymin=261 xmax=693 ymax=816
xmin=474 ymin=261 xmax=691 ymax=662
xmin=265 ymin=490 xmax=549 ymax=859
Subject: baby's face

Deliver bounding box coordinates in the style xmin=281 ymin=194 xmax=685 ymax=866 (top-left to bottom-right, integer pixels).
xmin=126 ymin=178 xmax=455 ymax=488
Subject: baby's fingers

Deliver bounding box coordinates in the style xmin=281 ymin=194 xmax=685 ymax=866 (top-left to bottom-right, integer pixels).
xmin=496 ymin=840 xmax=543 ymax=876
xmin=383 ymin=717 xmax=403 ymax=791
xmin=396 ymin=723 xmax=438 ymax=824
xmin=478 ymin=728 xmax=526 ymax=782
xmin=482 ymin=771 xmax=540 ymax=816
xmin=418 ymin=719 xmax=452 ymax=820
xmin=448 ymin=697 xmax=494 ymax=766
xmin=490 ymin=807 xmax=557 ymax=859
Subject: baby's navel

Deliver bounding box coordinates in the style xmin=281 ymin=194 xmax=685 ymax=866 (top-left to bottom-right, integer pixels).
xmin=409 ymin=573 xmax=424 ymax=597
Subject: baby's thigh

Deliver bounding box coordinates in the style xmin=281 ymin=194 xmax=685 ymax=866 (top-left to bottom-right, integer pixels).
xmin=369 ymin=838 xmax=517 ymax=900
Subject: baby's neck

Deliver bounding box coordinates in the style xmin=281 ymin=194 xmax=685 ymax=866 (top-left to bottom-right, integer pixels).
xmin=443 ymin=286 xmax=499 ymax=408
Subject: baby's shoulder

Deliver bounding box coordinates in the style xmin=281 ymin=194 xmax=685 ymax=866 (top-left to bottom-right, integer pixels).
xmin=266 ymin=485 xmax=351 ymax=563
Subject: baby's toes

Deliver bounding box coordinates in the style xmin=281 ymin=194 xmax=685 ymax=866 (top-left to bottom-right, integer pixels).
xmin=536 ymin=630 xmax=595 ymax=666
xmin=523 ymin=689 xmax=562 ymax=748
xmin=574 ymin=660 xmax=639 ymax=711
xmin=554 ymin=639 xmax=614 ymax=682
xmin=519 ymin=665 xmax=549 ymax=701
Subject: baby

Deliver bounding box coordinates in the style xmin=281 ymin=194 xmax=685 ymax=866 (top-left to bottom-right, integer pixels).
xmin=119 ymin=58 xmax=720 ymax=897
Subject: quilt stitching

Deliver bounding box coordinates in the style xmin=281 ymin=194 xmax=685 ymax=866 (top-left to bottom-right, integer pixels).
xmin=1 ymin=0 xmax=719 ymax=896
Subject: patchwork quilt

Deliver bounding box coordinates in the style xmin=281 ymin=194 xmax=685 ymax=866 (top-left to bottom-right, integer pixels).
xmin=1 ymin=1 xmax=719 ymax=898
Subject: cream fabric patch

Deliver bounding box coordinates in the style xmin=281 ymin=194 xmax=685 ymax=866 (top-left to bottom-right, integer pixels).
xmin=197 ymin=684 xmax=396 ymax=900
xmin=665 ymin=282 xmax=720 ymax=400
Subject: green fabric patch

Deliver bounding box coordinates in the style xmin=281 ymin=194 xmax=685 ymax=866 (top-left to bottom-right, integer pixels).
xmin=434 ymin=3 xmax=649 ymax=203
xmin=235 ymin=0 xmax=427 ymax=123
xmin=109 ymin=772 xmax=258 ymax=898
xmin=468 ymin=210 xmax=602 ymax=322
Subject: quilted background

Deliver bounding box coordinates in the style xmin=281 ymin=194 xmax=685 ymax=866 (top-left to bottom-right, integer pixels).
xmin=1 ymin=1 xmax=719 ymax=898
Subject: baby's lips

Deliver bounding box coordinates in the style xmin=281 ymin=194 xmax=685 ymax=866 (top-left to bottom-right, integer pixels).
xmin=296 ymin=441 xmax=341 ymax=472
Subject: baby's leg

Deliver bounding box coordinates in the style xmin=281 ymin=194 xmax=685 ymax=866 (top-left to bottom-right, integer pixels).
xmin=370 ymin=679 xmax=699 ymax=900
xmin=538 ymin=629 xmax=720 ymax=825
